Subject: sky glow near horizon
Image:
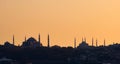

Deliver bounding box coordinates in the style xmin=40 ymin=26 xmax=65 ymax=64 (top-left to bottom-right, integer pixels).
xmin=0 ymin=0 xmax=120 ymax=47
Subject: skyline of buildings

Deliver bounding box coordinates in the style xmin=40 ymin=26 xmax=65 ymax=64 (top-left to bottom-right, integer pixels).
xmin=0 ymin=34 xmax=110 ymax=48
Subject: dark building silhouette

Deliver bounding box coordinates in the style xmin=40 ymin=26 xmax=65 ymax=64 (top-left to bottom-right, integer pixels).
xmin=22 ymin=35 xmax=42 ymax=48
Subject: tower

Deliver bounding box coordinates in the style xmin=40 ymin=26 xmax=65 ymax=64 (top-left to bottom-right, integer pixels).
xmin=96 ymin=39 xmax=98 ymax=47
xmin=38 ymin=34 xmax=40 ymax=43
xmin=104 ymin=39 xmax=106 ymax=46
xmin=74 ymin=38 xmax=76 ymax=48
xmin=48 ymin=34 xmax=50 ymax=47
xmin=13 ymin=35 xmax=15 ymax=45
xmin=92 ymin=38 xmax=94 ymax=46
xmin=25 ymin=36 xmax=27 ymax=42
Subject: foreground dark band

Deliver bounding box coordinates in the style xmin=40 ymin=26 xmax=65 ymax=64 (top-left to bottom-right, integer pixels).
xmin=0 ymin=44 xmax=119 ymax=64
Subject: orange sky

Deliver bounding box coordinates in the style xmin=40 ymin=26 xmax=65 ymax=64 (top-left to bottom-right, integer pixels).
xmin=0 ymin=0 xmax=120 ymax=47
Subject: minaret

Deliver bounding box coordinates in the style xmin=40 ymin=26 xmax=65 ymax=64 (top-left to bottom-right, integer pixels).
xmin=96 ymin=39 xmax=98 ymax=47
xmin=48 ymin=34 xmax=50 ymax=47
xmin=38 ymin=34 xmax=40 ymax=43
xmin=13 ymin=35 xmax=15 ymax=45
xmin=104 ymin=39 xmax=106 ymax=46
xmin=74 ymin=38 xmax=76 ymax=48
xmin=92 ymin=38 xmax=94 ymax=46
xmin=25 ymin=36 xmax=27 ymax=42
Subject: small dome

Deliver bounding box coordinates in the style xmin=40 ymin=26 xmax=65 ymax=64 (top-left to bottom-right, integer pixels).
xmin=4 ymin=41 xmax=11 ymax=45
xmin=27 ymin=37 xmax=37 ymax=43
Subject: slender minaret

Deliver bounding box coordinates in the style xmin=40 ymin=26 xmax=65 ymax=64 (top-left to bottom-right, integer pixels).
xmin=48 ymin=34 xmax=50 ymax=47
xmin=96 ymin=39 xmax=98 ymax=47
xmin=25 ymin=36 xmax=27 ymax=42
xmin=74 ymin=38 xmax=76 ymax=48
xmin=13 ymin=35 xmax=15 ymax=45
xmin=104 ymin=39 xmax=106 ymax=46
xmin=92 ymin=38 xmax=94 ymax=46
xmin=38 ymin=34 xmax=40 ymax=43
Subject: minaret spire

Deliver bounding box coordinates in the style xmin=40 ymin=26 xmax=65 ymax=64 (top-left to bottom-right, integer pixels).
xmin=92 ymin=37 xmax=94 ymax=46
xmin=38 ymin=34 xmax=40 ymax=43
xmin=25 ymin=36 xmax=26 ymax=42
xmin=48 ymin=34 xmax=50 ymax=47
xmin=74 ymin=37 xmax=76 ymax=48
xmin=13 ymin=35 xmax=15 ymax=45
xmin=104 ymin=39 xmax=106 ymax=46
xmin=96 ymin=39 xmax=98 ymax=47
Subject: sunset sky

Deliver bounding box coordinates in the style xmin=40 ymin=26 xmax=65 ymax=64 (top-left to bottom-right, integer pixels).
xmin=0 ymin=0 xmax=120 ymax=47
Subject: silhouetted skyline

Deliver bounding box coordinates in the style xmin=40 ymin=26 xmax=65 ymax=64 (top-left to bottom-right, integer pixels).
xmin=1 ymin=34 xmax=117 ymax=48
xmin=0 ymin=0 xmax=120 ymax=47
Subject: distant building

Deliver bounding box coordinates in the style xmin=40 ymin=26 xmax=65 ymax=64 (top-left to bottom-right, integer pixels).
xmin=22 ymin=35 xmax=42 ymax=48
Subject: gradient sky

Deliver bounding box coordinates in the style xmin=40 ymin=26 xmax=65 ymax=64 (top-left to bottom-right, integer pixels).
xmin=0 ymin=0 xmax=120 ymax=47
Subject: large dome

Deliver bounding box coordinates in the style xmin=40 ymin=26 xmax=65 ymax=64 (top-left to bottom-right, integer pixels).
xmin=77 ymin=41 xmax=89 ymax=48
xmin=22 ymin=37 xmax=42 ymax=47
xmin=27 ymin=37 xmax=37 ymax=43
